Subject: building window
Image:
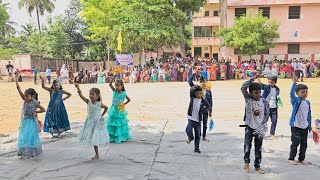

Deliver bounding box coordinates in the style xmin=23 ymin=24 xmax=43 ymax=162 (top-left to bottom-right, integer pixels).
xmin=194 ymin=47 xmax=202 ymax=57
xmin=205 ymin=11 xmax=209 ymax=16
xmin=194 ymin=26 xmax=212 ymax=37
xmin=259 ymin=7 xmax=270 ymax=18
xmin=213 ymin=11 xmax=219 ymax=16
xmin=289 ymin=6 xmax=300 ymax=19
xmin=288 ymin=44 xmax=300 ymax=54
xmin=234 ymin=48 xmax=241 ymax=55
xmin=235 ymin=8 xmax=246 ymax=18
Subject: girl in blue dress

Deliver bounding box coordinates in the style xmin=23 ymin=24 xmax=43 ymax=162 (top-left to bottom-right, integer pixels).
xmin=74 ymin=83 xmax=109 ymax=160
xmin=106 ymin=75 xmax=131 ymax=144
xmin=16 ymin=79 xmax=45 ymax=158
xmin=41 ymin=78 xmax=71 ymax=137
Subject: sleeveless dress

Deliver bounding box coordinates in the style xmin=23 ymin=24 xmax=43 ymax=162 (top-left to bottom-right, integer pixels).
xmin=77 ymin=101 xmax=109 ymax=146
xmin=105 ymin=91 xmax=131 ymax=144
xmin=97 ymin=72 xmax=106 ymax=84
xmin=43 ymin=89 xmax=70 ymax=134
xmin=18 ymin=100 xmax=42 ymax=158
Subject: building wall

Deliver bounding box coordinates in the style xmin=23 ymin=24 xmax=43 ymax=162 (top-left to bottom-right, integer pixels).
xmin=193 ymin=3 xmax=220 ymax=17
xmin=219 ymin=1 xmax=320 ymax=61
xmin=269 ymin=44 xmax=288 ymax=54
xmin=272 ymin=5 xmax=320 ymax=43
xmin=192 ymin=45 xmax=220 ymax=58
xmin=192 ymin=2 xmax=221 ymax=58
xmin=0 ymin=55 xmax=120 ymax=76
xmin=224 ymin=4 xmax=320 ymax=42
xmin=226 ymin=0 xmax=320 ymax=6
xmin=300 ymin=43 xmax=320 ymax=53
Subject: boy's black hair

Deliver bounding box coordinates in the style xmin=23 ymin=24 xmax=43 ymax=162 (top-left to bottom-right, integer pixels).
xmin=90 ymin=88 xmax=101 ymax=101
xmin=268 ymin=76 xmax=278 ymax=83
xmin=190 ymin=85 xmax=202 ymax=98
xmin=249 ymin=82 xmax=262 ymax=94
xmin=194 ymin=86 xmax=202 ymax=92
xmin=295 ymin=84 xmax=308 ymax=93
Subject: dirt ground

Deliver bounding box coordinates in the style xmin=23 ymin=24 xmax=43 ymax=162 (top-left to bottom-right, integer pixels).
xmin=0 ymin=77 xmax=319 ymax=135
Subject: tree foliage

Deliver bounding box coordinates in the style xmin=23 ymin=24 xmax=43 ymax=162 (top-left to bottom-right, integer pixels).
xmin=18 ymin=0 xmax=55 ymax=16
xmin=0 ymin=2 xmax=16 ymax=41
xmin=1 ymin=0 xmax=208 ymax=60
xmin=43 ymin=17 xmax=71 ymax=58
xmin=81 ymin=0 xmax=186 ymax=54
xmin=0 ymin=6 xmax=9 ymax=32
xmin=172 ymin=0 xmax=207 ymax=56
xmin=18 ymin=0 xmax=55 ymax=31
xmin=64 ymin=0 xmax=85 ymax=59
xmin=217 ymin=10 xmax=280 ymax=56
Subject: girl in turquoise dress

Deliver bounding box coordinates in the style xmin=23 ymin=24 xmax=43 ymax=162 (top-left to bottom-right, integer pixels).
xmin=41 ymin=78 xmax=72 ymax=137
xmin=74 ymin=83 xmax=109 ymax=160
xmin=106 ymin=75 xmax=131 ymax=144
xmin=16 ymin=79 xmax=45 ymax=158
xmin=97 ymin=72 xmax=106 ymax=84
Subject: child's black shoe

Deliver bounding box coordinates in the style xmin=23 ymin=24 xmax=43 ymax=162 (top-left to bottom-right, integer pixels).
xmin=194 ymin=149 xmax=201 ymax=153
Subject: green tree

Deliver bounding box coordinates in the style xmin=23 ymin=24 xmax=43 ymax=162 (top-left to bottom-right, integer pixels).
xmin=81 ymin=0 xmax=185 ymax=62
xmin=24 ymin=17 xmax=70 ymax=58
xmin=0 ymin=6 xmax=8 ymax=31
xmin=0 ymin=1 xmax=16 ymax=41
xmin=43 ymin=17 xmax=71 ymax=58
xmin=64 ymin=0 xmax=85 ymax=59
xmin=20 ymin=23 xmax=36 ymax=38
xmin=112 ymin=0 xmax=185 ymax=53
xmin=217 ymin=10 xmax=279 ymax=57
xmin=18 ymin=0 xmax=55 ymax=32
xmin=81 ymin=0 xmax=117 ymax=64
xmin=25 ymin=33 xmax=47 ymax=55
xmin=173 ymin=0 xmax=208 ymax=56
xmin=0 ymin=46 xmax=21 ymax=59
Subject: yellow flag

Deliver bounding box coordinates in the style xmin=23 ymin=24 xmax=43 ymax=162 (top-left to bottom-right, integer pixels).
xmin=117 ymin=31 xmax=122 ymax=52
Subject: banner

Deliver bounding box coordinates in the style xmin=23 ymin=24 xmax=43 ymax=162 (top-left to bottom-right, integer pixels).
xmin=116 ymin=54 xmax=134 ymax=67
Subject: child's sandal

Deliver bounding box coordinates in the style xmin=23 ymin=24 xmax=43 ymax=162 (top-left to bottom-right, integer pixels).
xmin=91 ymin=154 xmax=99 ymax=160
xmin=255 ymin=168 xmax=265 ymax=174
xmin=289 ymin=160 xmax=298 ymax=165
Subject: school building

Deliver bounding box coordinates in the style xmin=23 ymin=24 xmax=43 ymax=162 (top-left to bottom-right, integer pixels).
xmin=191 ymin=0 xmax=221 ymax=60
xmin=219 ymin=0 xmax=320 ymax=62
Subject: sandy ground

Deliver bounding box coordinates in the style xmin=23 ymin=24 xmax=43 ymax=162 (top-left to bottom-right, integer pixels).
xmin=0 ymin=78 xmax=320 ymax=179
xmin=0 ymin=78 xmax=320 ymax=135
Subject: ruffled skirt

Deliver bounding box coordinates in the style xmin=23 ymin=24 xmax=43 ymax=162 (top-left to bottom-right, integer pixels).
xmin=105 ymin=105 xmax=131 ymax=144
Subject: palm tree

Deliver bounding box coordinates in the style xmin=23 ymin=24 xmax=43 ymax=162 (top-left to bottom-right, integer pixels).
xmin=20 ymin=23 xmax=36 ymax=37
xmin=18 ymin=0 xmax=55 ymax=32
xmin=0 ymin=1 xmax=16 ymax=39
xmin=2 ymin=21 xmax=16 ymax=37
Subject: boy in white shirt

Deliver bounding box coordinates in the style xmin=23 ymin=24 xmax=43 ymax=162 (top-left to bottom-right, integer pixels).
xmin=186 ymin=86 xmax=212 ymax=153
xmin=45 ymin=66 xmax=52 ymax=84
xmin=288 ymin=75 xmax=311 ymax=165
xmin=257 ymin=76 xmax=280 ymax=139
